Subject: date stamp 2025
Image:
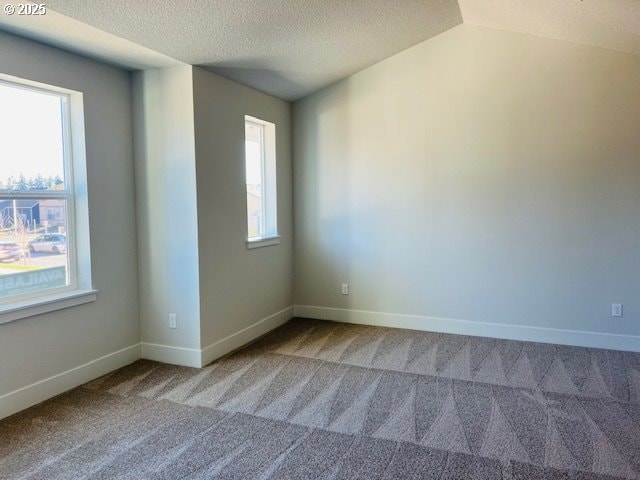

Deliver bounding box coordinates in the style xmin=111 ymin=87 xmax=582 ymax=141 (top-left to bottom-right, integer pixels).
xmin=3 ymin=3 xmax=47 ymax=16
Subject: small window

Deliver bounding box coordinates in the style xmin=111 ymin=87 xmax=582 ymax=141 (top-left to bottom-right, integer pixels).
xmin=245 ymin=115 xmax=278 ymax=248
xmin=0 ymin=76 xmax=93 ymax=315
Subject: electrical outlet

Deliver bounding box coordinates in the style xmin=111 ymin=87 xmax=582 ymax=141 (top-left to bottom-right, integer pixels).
xmin=169 ymin=313 xmax=177 ymax=329
xmin=611 ymin=304 xmax=623 ymax=317
xmin=341 ymin=283 xmax=349 ymax=295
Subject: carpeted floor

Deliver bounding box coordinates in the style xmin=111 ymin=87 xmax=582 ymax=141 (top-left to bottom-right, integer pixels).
xmin=2 ymin=318 xmax=640 ymax=479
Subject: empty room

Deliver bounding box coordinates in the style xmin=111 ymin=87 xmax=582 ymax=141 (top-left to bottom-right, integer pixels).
xmin=1 ymin=1 xmax=639 ymax=479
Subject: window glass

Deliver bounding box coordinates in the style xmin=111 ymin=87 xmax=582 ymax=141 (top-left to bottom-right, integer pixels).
xmin=0 ymin=81 xmax=74 ymax=302
xmin=245 ymin=116 xmax=277 ymax=241
xmin=245 ymin=122 xmax=264 ymax=238
xmin=0 ymin=84 xmax=66 ymax=191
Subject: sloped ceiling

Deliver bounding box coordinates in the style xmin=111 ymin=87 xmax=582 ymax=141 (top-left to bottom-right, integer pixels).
xmin=459 ymin=0 xmax=640 ymax=57
xmin=0 ymin=8 xmax=183 ymax=70
xmin=40 ymin=0 xmax=463 ymax=100
xmin=1 ymin=1 xmax=639 ymax=101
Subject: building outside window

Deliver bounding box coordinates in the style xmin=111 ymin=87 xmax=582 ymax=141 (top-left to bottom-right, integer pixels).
xmin=0 ymin=75 xmax=93 ymax=317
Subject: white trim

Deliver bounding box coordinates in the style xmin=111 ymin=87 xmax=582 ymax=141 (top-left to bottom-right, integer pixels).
xmin=294 ymin=305 xmax=640 ymax=353
xmin=141 ymin=306 xmax=294 ymax=368
xmin=0 ymin=343 xmax=140 ymax=420
xmin=0 ymin=75 xmax=93 ymax=311
xmin=0 ymin=289 xmax=97 ymax=324
xmin=201 ymin=306 xmax=294 ymax=366
xmin=244 ymin=114 xmax=278 ymax=242
xmin=246 ymin=235 xmax=281 ymax=249
xmin=0 ymin=306 xmax=294 ymax=419
xmin=140 ymin=342 xmax=202 ymax=368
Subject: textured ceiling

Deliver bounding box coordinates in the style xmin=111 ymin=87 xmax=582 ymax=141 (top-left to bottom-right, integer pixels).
xmin=458 ymin=0 xmax=640 ymax=57
xmin=2 ymin=1 xmax=639 ymax=102
xmin=43 ymin=0 xmax=463 ymax=100
xmin=0 ymin=9 xmax=182 ymax=70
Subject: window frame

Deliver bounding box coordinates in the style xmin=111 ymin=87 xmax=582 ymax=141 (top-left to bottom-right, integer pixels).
xmin=0 ymin=74 xmax=95 ymax=324
xmin=244 ymin=115 xmax=279 ymax=249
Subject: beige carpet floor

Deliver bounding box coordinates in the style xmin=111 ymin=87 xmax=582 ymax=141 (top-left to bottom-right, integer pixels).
xmin=2 ymin=317 xmax=640 ymax=479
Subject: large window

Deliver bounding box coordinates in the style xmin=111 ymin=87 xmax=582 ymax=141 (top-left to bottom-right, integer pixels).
xmin=0 ymin=76 xmax=92 ymax=317
xmin=245 ymin=115 xmax=278 ymax=248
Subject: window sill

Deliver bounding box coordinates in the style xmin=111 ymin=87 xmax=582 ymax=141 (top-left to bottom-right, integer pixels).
xmin=246 ymin=235 xmax=281 ymax=249
xmin=0 ymin=289 xmax=98 ymax=325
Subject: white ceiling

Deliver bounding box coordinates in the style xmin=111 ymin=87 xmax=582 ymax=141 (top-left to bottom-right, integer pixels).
xmin=1 ymin=1 xmax=639 ymax=101
xmin=459 ymin=0 xmax=640 ymax=57
xmin=0 ymin=8 xmax=182 ymax=70
xmin=39 ymin=0 xmax=463 ymax=100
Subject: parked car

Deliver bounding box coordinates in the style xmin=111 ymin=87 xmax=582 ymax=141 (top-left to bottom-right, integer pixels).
xmin=0 ymin=241 xmax=23 ymax=262
xmin=28 ymin=234 xmax=67 ymax=254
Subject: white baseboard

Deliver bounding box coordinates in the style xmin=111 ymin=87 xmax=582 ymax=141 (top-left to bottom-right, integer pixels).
xmin=141 ymin=342 xmax=202 ymax=368
xmin=0 ymin=344 xmax=141 ymax=420
xmin=294 ymin=305 xmax=640 ymax=352
xmin=201 ymin=306 xmax=294 ymax=366
xmin=140 ymin=306 xmax=295 ymax=368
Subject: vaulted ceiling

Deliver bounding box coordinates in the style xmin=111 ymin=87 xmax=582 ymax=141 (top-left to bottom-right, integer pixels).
xmin=1 ymin=1 xmax=638 ymax=101
xmin=459 ymin=0 xmax=640 ymax=58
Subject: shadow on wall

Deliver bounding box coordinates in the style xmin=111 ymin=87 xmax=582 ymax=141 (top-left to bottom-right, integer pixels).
xmin=295 ymin=76 xmax=447 ymax=313
xmin=293 ymin=79 xmax=358 ymax=311
xmin=199 ymin=60 xmax=307 ymax=100
xmin=292 ymin=26 xmax=640 ymax=333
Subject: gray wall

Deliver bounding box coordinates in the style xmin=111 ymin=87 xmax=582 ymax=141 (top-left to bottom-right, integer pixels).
xmin=132 ymin=66 xmax=201 ymax=350
xmin=293 ymin=25 xmax=640 ymax=337
xmin=192 ymin=67 xmax=293 ymax=348
xmin=0 ymin=31 xmax=139 ymax=395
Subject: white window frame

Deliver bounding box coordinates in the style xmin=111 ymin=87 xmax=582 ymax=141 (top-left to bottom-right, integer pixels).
xmin=0 ymin=74 xmax=95 ymax=324
xmin=245 ymin=115 xmax=279 ymax=249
